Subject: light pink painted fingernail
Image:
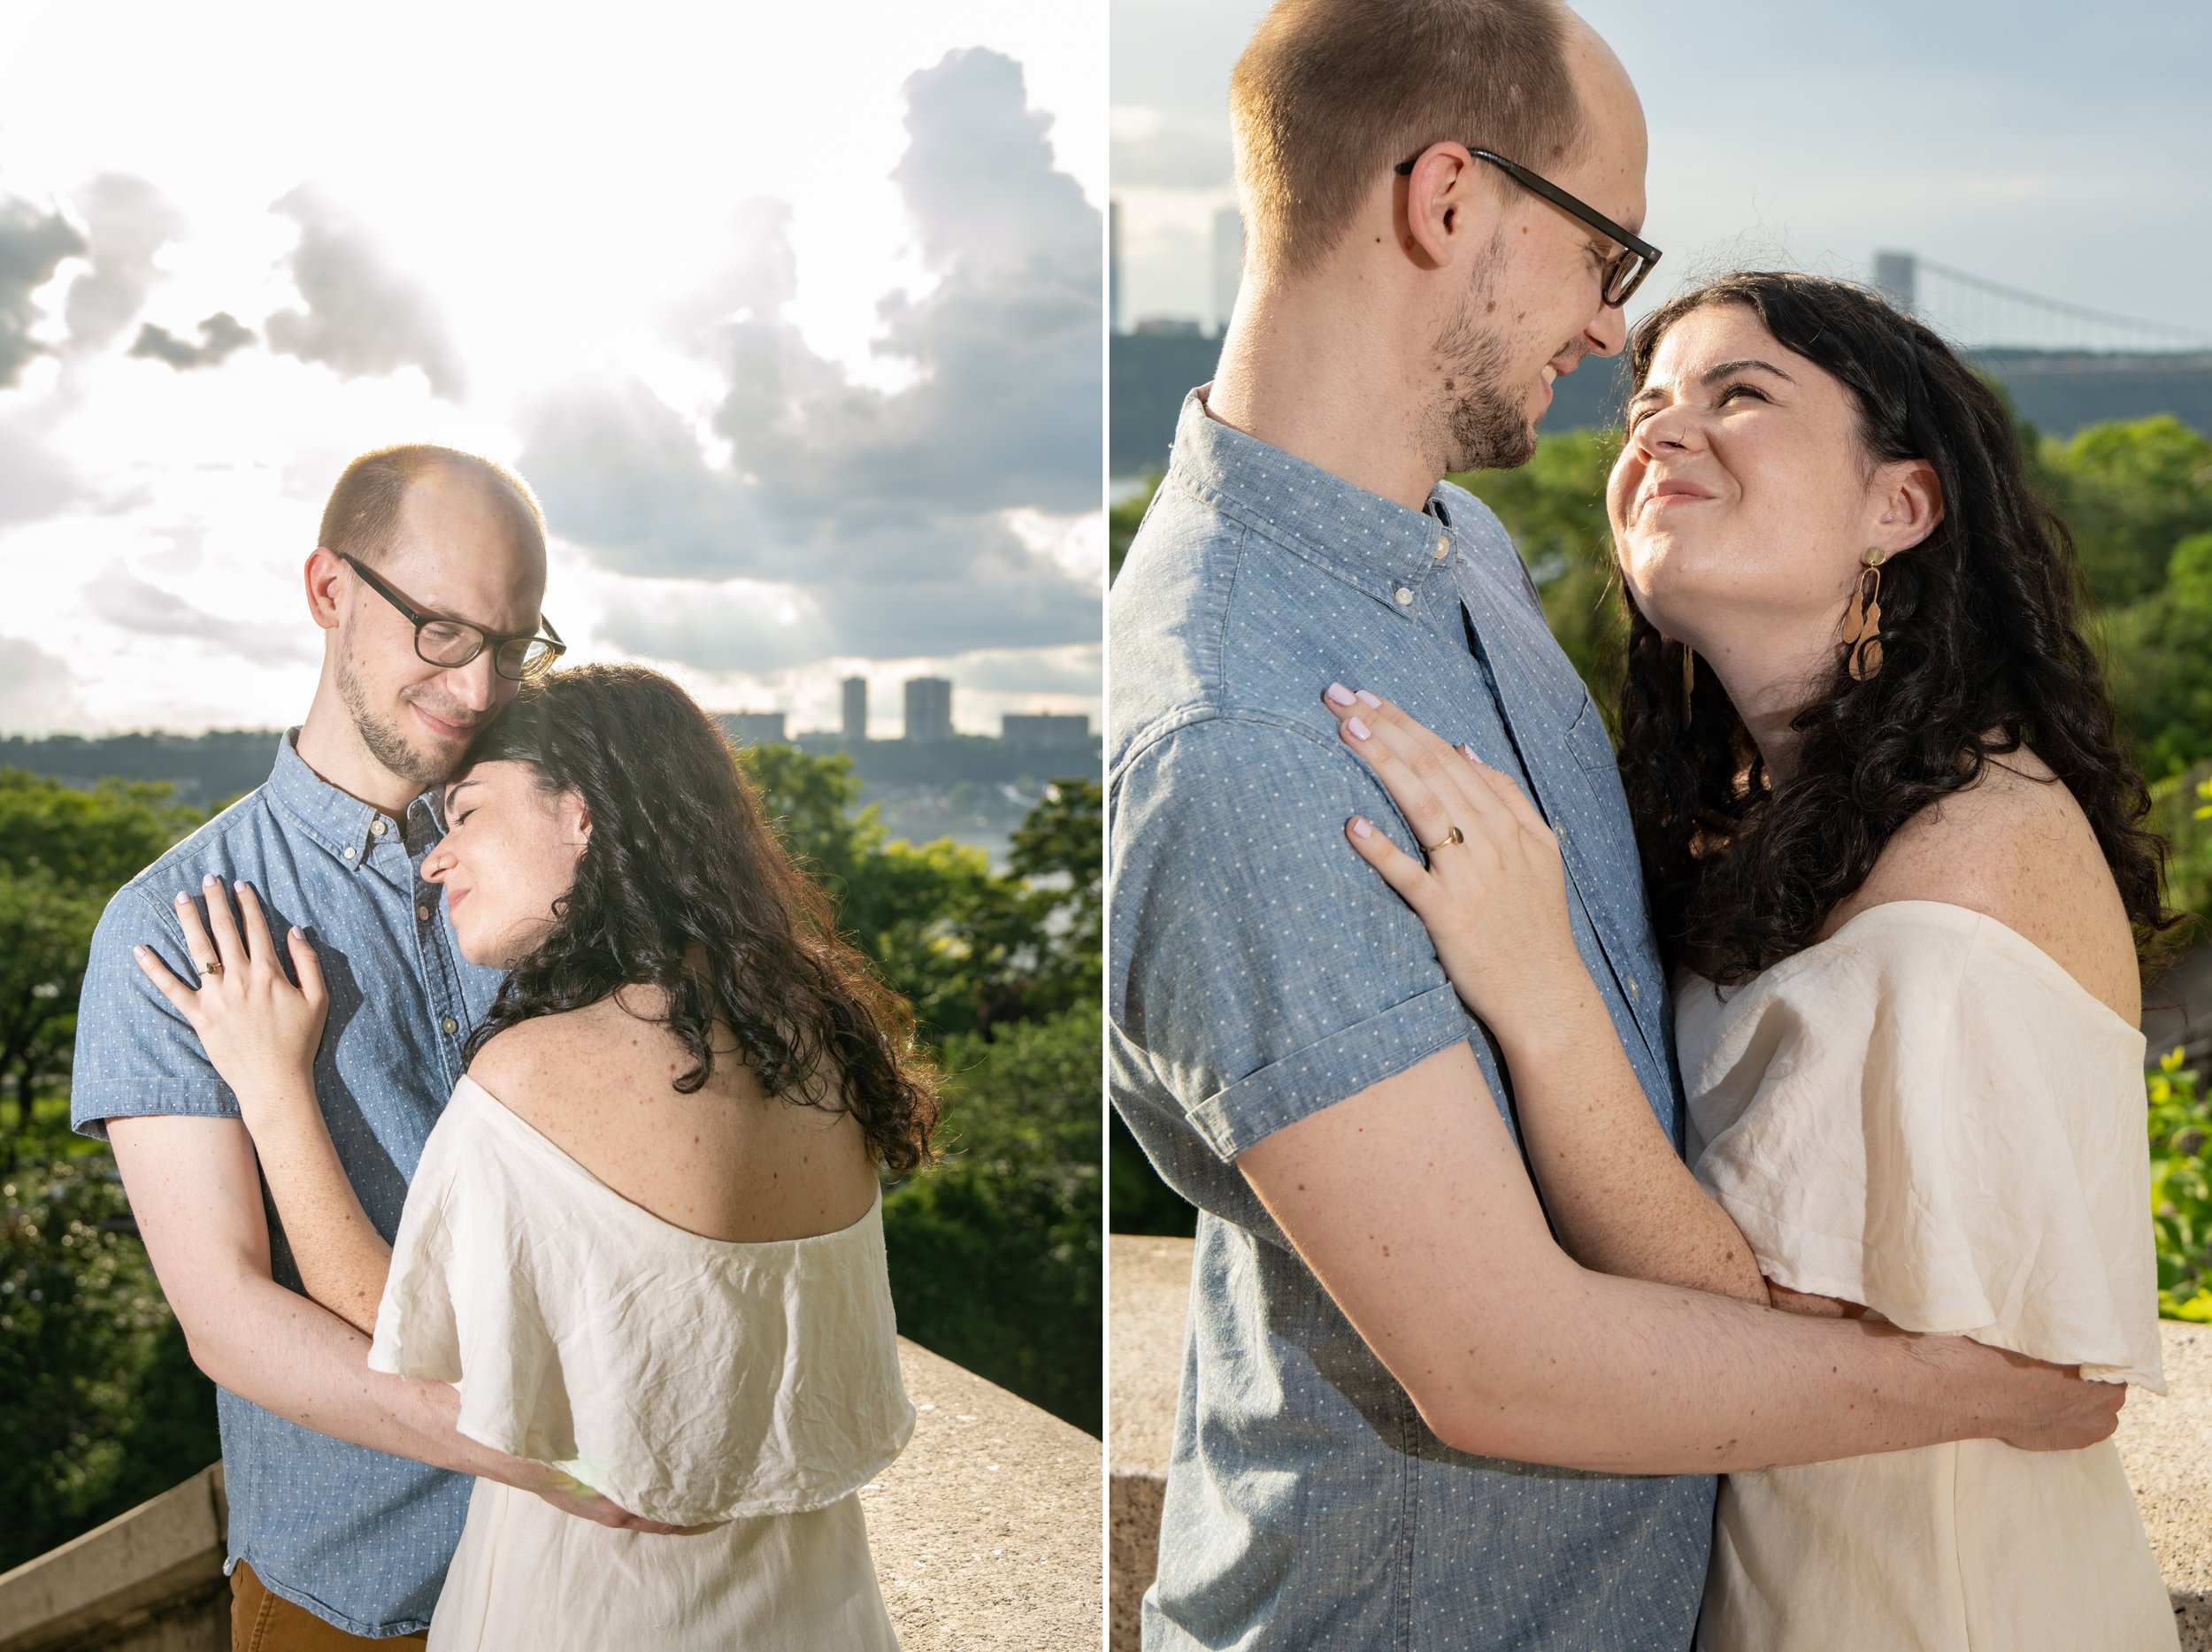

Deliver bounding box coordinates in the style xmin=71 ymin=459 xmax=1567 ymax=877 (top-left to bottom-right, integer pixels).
xmin=1355 ymin=689 xmax=1382 ymax=709
xmin=1462 ymin=743 xmax=1484 ymax=765
xmin=290 ymin=926 xmax=303 ymax=940
xmin=203 ymin=872 xmax=219 ymax=885
xmin=1351 ymin=818 xmax=1373 ymax=838
xmin=1347 ymin=717 xmax=1371 ymax=740
xmin=1325 ymin=682 xmax=1356 ymax=705
xmin=234 ymin=879 xmax=248 ymax=893
xmin=175 ymin=891 xmax=190 ymax=904
xmin=132 ymin=945 xmax=146 ymax=957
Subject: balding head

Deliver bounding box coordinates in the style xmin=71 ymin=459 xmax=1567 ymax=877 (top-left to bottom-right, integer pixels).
xmin=1232 ymin=0 xmax=1592 ymax=279
xmin=318 ymin=443 xmax=545 ymax=572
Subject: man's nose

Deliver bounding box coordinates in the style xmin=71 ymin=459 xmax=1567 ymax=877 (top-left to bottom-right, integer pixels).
xmin=1585 ymin=299 xmax=1629 ymax=360
xmin=444 ymin=653 xmax=498 ymax=713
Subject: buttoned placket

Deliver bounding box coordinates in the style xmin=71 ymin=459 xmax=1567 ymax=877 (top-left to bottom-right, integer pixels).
xmin=363 ymin=802 xmax=474 ymax=1089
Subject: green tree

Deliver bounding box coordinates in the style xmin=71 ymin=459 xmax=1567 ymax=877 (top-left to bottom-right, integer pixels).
xmin=886 ymin=1006 xmax=1102 ymax=1431
xmin=2043 ymin=416 xmax=2212 ymax=608
xmin=0 ymin=872 xmax=105 ymax=1169
xmin=2105 ymin=531 xmax=2212 ymax=782
xmin=0 ymin=770 xmax=200 ymax=889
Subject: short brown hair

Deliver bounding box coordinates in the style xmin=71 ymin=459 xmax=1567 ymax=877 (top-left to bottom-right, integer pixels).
xmin=318 ymin=444 xmax=545 ymax=567
xmin=1231 ymin=0 xmax=1584 ymax=276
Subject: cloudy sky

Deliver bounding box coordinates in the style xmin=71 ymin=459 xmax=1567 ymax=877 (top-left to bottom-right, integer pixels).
xmin=1113 ymin=0 xmax=2212 ymax=344
xmin=0 ymin=2 xmax=1103 ymax=738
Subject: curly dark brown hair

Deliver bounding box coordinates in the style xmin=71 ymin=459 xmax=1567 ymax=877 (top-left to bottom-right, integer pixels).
xmin=1613 ymin=271 xmax=2174 ymax=984
xmin=460 ymin=664 xmax=940 ymax=1173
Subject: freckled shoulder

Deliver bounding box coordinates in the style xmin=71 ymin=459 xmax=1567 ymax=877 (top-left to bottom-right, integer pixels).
xmin=465 ymin=995 xmax=691 ymax=1132
xmin=1832 ymin=748 xmax=2139 ymax=1021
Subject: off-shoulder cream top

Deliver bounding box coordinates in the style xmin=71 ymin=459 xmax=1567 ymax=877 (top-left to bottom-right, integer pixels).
xmin=1676 ymin=902 xmax=2175 ymax=1651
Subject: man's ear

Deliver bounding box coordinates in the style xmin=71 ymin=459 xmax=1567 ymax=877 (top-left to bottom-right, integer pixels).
xmin=304 ymin=547 xmax=346 ymax=632
xmin=1400 ymin=142 xmax=1486 ymax=271
xmin=1870 ymin=458 xmax=1944 ymax=557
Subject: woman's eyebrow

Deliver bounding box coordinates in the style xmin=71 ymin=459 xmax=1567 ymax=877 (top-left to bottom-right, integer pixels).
xmin=1701 ymin=357 xmax=1794 ymax=384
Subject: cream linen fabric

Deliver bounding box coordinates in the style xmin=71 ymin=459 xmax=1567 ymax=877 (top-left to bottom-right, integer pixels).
xmin=1678 ymin=900 xmax=2175 ymax=1652
xmin=368 ymin=1074 xmax=911 ymax=1650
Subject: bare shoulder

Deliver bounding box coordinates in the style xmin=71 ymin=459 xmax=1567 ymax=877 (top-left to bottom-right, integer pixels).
xmin=1830 ymin=746 xmax=2139 ymax=1022
xmin=466 ymin=993 xmax=693 ymax=1129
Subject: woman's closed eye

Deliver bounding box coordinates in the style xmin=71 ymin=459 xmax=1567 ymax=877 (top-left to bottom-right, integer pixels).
xmin=1715 ymin=380 xmax=1771 ymax=411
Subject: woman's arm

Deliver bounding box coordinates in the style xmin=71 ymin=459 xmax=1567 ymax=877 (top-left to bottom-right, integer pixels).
xmin=134 ymin=875 xmax=391 ymax=1334
xmin=1324 ymin=686 xmax=1769 ymax=1304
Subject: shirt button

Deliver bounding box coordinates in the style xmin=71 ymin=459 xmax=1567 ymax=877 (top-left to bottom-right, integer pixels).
xmin=1394 ymin=587 xmax=1414 ymax=605
xmin=369 ymin=818 xmax=388 ymax=837
xmin=417 ymin=903 xmax=431 ymax=923
xmin=1433 ymin=534 xmax=1450 ymax=558
xmin=1629 ymin=980 xmax=1641 ymax=1002
xmin=342 ymin=846 xmax=357 ymax=861
xmin=441 ymin=1016 xmax=458 ymax=1035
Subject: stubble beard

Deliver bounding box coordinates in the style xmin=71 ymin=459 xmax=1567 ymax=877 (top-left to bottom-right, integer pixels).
xmin=1424 ymin=238 xmax=1540 ymax=476
xmin=336 ymin=647 xmax=465 ymax=792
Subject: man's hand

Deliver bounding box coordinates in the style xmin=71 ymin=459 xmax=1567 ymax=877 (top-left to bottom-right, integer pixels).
xmin=512 ymin=1462 xmax=718 ymax=1535
xmin=1985 ymin=1349 xmax=2126 ymax=1452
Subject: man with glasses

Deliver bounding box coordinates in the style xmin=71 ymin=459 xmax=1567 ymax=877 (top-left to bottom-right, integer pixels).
xmin=70 ymin=446 xmax=657 ymax=1650
xmin=1108 ymin=3 xmax=2119 ymax=1648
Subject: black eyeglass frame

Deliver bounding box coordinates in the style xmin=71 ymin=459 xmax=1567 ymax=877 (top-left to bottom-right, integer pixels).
xmin=1394 ymin=145 xmax=1661 ymax=308
xmin=338 ymin=553 xmax=566 ymax=681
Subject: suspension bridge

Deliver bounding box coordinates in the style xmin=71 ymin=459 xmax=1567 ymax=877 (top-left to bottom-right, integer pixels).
xmin=1871 ymin=251 xmax=2212 ymax=355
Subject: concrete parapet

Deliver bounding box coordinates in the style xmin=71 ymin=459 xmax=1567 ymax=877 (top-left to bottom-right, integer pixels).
xmin=0 ymin=1338 xmax=1101 ymax=1651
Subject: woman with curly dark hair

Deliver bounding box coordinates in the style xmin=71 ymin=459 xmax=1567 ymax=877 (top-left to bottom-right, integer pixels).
xmin=1321 ymin=273 xmax=2177 ymax=1648
xmin=136 ymin=663 xmax=936 ymax=1649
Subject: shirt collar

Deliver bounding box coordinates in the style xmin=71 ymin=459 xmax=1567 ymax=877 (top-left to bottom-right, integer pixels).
xmin=263 ymin=729 xmax=442 ymax=872
xmin=1165 ymin=387 xmax=1461 ymax=617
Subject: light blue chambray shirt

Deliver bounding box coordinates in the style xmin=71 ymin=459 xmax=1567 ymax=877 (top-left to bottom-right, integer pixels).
xmin=73 ymin=732 xmax=502 ymax=1639
xmin=1110 ymin=391 xmax=1716 ymax=1650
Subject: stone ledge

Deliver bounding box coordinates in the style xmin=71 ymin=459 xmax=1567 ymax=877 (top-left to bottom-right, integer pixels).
xmin=1110 ymin=1233 xmax=2212 ymax=1652
xmin=0 ymin=1339 xmax=1101 ymax=1652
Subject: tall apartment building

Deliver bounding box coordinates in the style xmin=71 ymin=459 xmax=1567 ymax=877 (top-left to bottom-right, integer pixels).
xmin=903 ymin=676 xmax=954 ymax=744
xmin=841 ymin=675 xmax=868 ymax=743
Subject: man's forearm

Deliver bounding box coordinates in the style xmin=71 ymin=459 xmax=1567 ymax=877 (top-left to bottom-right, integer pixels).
xmin=186 ymin=1264 xmax=522 ymax=1485
xmin=1498 ymin=979 xmax=1767 ymax=1303
xmin=1429 ymin=1261 xmax=2091 ymax=1474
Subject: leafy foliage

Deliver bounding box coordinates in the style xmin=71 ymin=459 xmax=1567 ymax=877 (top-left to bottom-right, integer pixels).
xmin=885 ymin=1006 xmax=1102 ymax=1431
xmin=0 ymin=1147 xmax=216 ymax=1575
xmin=2150 ymin=1049 xmax=2212 ymax=1323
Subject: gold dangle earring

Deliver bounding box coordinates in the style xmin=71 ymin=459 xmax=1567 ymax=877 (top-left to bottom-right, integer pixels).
xmin=1840 ymin=548 xmax=1886 ymax=681
xmin=1679 ymin=640 xmax=1695 ymax=726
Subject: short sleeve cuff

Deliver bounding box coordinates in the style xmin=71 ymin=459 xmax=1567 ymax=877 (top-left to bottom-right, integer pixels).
xmin=1188 ymin=983 xmax=1472 ymax=1162
xmin=71 ymin=1088 xmax=241 ymax=1141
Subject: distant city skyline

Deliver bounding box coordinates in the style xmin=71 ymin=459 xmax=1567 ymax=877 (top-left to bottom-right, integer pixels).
xmin=1110 ymin=0 xmax=2211 ymax=350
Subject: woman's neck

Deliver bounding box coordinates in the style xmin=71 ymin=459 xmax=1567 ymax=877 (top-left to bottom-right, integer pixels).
xmin=1692 ymin=623 xmax=1837 ymax=787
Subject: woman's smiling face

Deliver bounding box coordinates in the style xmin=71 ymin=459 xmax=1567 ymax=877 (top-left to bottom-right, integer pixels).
xmin=1606 ymin=302 xmax=1909 ymax=661
xmin=421 ymin=758 xmax=590 ymax=968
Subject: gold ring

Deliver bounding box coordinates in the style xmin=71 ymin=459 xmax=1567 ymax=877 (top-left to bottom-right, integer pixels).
xmin=197 ymin=958 xmax=223 ymax=976
xmin=1422 ymin=825 xmax=1465 ymax=854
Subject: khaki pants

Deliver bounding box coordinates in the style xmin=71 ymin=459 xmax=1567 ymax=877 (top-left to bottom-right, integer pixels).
xmin=231 ymin=1563 xmax=431 ymax=1652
